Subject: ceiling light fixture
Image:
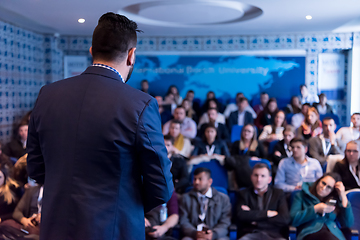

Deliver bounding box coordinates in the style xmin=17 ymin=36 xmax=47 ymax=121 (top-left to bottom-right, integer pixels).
xmin=306 ymin=15 xmax=312 ymax=20
xmin=78 ymin=18 xmax=85 ymax=23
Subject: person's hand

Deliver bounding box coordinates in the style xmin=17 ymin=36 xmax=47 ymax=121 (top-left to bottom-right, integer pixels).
xmin=20 ymin=217 xmax=35 ymax=229
xmin=268 ymin=134 xmax=278 ymax=141
xmin=267 ymin=210 xmax=278 ymax=217
xmin=274 ymin=151 xmax=282 ymax=157
xmin=196 ymin=230 xmax=213 ymax=240
xmin=314 ymin=203 xmax=335 ymax=214
xmin=35 ymin=213 xmax=41 ymax=224
xmin=335 ymin=181 xmax=345 ymax=197
xmin=147 ymin=225 xmax=167 ymax=238
xmin=241 ymin=205 xmax=250 ymax=211
xmin=250 ymin=156 xmax=260 ymax=161
xmin=313 ymin=127 xmax=322 ymax=136
xmin=294 ymin=185 xmax=302 ymax=190
xmin=329 ymin=131 xmax=336 ymax=145
xmin=144 ymin=218 xmax=151 ymax=227
xmin=171 ymin=146 xmax=180 ymax=154
xmin=302 ymin=123 xmax=311 ymax=134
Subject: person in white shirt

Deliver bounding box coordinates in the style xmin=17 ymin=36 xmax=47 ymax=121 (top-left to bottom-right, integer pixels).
xmin=198 ymin=99 xmax=226 ymax=128
xmin=259 ymin=110 xmax=286 ymax=142
xmin=336 ymin=113 xmax=360 ymax=144
xmin=223 ymin=93 xmax=257 ymax=119
xmin=299 ymin=84 xmax=319 ymax=105
xmin=313 ymin=93 xmax=334 ymax=115
xmin=291 ymin=103 xmax=310 ymax=129
xmin=163 ymin=106 xmax=197 ymax=139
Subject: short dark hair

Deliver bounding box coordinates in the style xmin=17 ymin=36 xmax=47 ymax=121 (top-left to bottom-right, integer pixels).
xmin=141 ymin=79 xmax=148 ymax=84
xmin=290 ymin=137 xmax=307 ymax=148
xmin=300 ymin=84 xmax=307 ymax=89
xmin=207 ymin=107 xmax=218 ymax=113
xmin=175 ymin=106 xmax=186 ymax=112
xmin=252 ymin=163 xmax=271 ymax=176
xmin=237 ymin=97 xmax=248 ymax=104
xmin=302 ymin=103 xmax=311 ymax=108
xmin=261 ymin=92 xmax=268 ymax=96
xmin=164 ymin=134 xmax=174 ymax=145
xmin=187 ymin=90 xmax=194 ymax=94
xmin=194 ymin=167 xmax=211 ymax=178
xmin=322 ymin=116 xmax=335 ymax=123
xmin=319 ymin=93 xmax=326 ymax=98
xmin=352 ymin=113 xmax=360 ymax=117
xmin=170 ymin=119 xmax=182 ymax=127
xmin=92 ymin=12 xmax=141 ymax=62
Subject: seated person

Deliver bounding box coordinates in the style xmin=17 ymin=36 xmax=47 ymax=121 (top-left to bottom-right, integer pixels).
xmin=290 ymin=173 xmax=353 ymax=240
xmin=190 ymin=124 xmax=230 ymax=166
xmin=145 ymin=191 xmax=179 ymax=240
xmin=184 ymin=90 xmax=201 ymax=119
xmin=182 ymin=98 xmax=199 ymax=124
xmin=163 ymin=106 xmax=197 ymax=139
xmin=2 ymin=121 xmax=28 ymax=160
xmin=12 ymin=154 xmax=28 ymax=188
xmin=299 ymin=84 xmax=319 ymax=105
xmin=164 ymin=135 xmax=189 ymax=194
xmin=227 ymin=97 xmax=254 ymax=133
xmin=164 ymin=85 xmax=183 ymax=106
xmin=297 ymin=107 xmax=322 ymax=140
xmin=253 ymin=92 xmax=269 ymax=114
xmin=12 ymin=185 xmax=42 ymax=235
xmin=201 ymin=91 xmax=225 ymax=114
xmin=313 ymin=93 xmax=334 ymax=115
xmin=140 ymin=79 xmax=154 ymax=96
xmin=272 ymin=125 xmax=296 ymax=167
xmin=168 ymin=120 xmax=193 ymax=158
xmin=198 ymin=108 xmax=230 ymax=144
xmin=333 ymin=141 xmax=360 ymax=191
xmin=179 ymin=167 xmax=231 ymax=240
xmin=223 ymin=93 xmax=257 ymax=119
xmin=230 ymin=124 xmax=266 ymax=159
xmin=155 ymin=96 xmax=173 ymax=126
xmin=291 ymin=103 xmax=310 ymax=129
xmin=275 ymin=138 xmax=323 ymax=193
xmin=255 ymin=98 xmax=278 ymax=131
xmin=0 ymin=142 xmax=13 ymax=167
xmin=336 ymin=113 xmax=360 ymax=144
xmin=284 ymin=96 xmax=301 ymax=114
xmin=308 ymin=117 xmax=345 ymax=166
xmin=237 ymin=163 xmax=290 ymax=240
xmin=198 ymin=99 xmax=225 ymax=127
xmin=259 ymin=110 xmax=286 ymax=142
xmin=0 ymin=164 xmax=22 ymax=222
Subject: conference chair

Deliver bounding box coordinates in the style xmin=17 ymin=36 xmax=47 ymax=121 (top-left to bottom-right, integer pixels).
xmin=230 ymin=125 xmax=243 ymax=143
xmin=346 ymin=189 xmax=360 ymax=238
xmin=189 ymin=159 xmax=228 ymax=189
xmin=248 ymin=158 xmax=272 ymax=170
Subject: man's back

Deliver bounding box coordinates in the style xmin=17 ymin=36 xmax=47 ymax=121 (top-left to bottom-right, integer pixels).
xmin=27 ymin=66 xmax=173 ymax=240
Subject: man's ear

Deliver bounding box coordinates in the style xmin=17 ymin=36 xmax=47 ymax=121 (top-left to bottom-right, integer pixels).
xmin=127 ymin=47 xmax=136 ymax=66
xmin=268 ymin=176 xmax=272 ymax=184
xmin=89 ymin=46 xmax=93 ymax=56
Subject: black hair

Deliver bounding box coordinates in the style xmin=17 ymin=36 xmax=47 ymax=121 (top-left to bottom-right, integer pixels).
xmin=194 ymin=167 xmax=211 ymax=178
xmin=310 ymin=172 xmax=342 ymax=203
xmin=322 ymin=116 xmax=335 ymax=123
xmin=252 ymin=163 xmax=271 ymax=176
xmin=300 ymin=84 xmax=307 ymax=89
xmin=290 ymin=137 xmax=308 ymax=148
xmin=141 ymin=79 xmax=148 ymax=84
xmin=92 ymin=12 xmax=141 ymax=62
xmin=164 ymin=134 xmax=174 ymax=145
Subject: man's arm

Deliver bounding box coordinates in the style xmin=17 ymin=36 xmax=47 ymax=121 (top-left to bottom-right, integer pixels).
xmin=182 ymin=119 xmax=197 ymax=139
xmin=308 ymin=137 xmax=326 ymax=165
xmin=259 ymin=190 xmax=290 ymax=227
xmin=136 ymin=98 xmax=174 ymax=213
xmin=211 ymin=195 xmax=232 ymax=239
xmin=274 ymin=160 xmax=297 ymax=192
xmin=179 ymin=195 xmax=197 ymax=239
xmin=236 ymin=190 xmax=268 ymax=222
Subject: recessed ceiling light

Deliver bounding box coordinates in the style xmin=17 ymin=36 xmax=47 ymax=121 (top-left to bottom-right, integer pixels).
xmin=306 ymin=15 xmax=312 ymax=20
xmin=78 ymin=18 xmax=85 ymax=23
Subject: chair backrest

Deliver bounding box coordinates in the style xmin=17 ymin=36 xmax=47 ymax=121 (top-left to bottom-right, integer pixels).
xmin=231 ymin=125 xmax=243 ymax=143
xmin=286 ymin=113 xmax=294 ymax=125
xmin=249 ymin=158 xmax=272 ymax=170
xmin=268 ymin=140 xmax=279 ymax=155
xmin=320 ymin=113 xmax=340 ymax=125
xmin=346 ymin=190 xmax=360 ymax=233
xmin=189 ymin=159 xmax=228 ymax=189
xmin=184 ymin=186 xmax=228 ymax=195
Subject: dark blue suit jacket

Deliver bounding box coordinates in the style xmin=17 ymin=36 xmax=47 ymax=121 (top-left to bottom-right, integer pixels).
xmin=227 ymin=110 xmax=254 ymax=133
xmin=27 ymin=66 xmax=174 ymax=240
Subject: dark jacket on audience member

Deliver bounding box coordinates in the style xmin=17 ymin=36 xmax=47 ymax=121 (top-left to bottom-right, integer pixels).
xmin=308 ymin=136 xmax=345 ymax=166
xmin=192 ymin=139 xmax=230 ymax=157
xmin=272 ymin=139 xmax=290 ymax=166
xmin=170 ymin=154 xmax=189 ymax=194
xmin=2 ymin=139 xmax=26 ymax=160
xmin=198 ymin=123 xmax=230 ymax=143
xmin=236 ymin=186 xmax=290 ymax=238
xmin=179 ymin=187 xmax=232 ymax=239
xmin=227 ymin=111 xmax=254 ymax=133
xmin=230 ymin=140 xmax=267 ymax=159
xmin=313 ymin=103 xmax=334 ymax=114
xmin=333 ymin=159 xmax=360 ymax=191
xmin=224 ymin=155 xmax=253 ymax=189
xmin=254 ymin=110 xmax=273 ymax=130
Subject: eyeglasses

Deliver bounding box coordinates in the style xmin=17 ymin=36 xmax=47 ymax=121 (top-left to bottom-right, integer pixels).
xmin=345 ymin=149 xmax=359 ymax=153
xmin=320 ymin=180 xmax=333 ymax=191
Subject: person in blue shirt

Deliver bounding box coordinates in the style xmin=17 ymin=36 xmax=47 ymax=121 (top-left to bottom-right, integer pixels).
xmin=290 ymin=172 xmax=353 ymax=240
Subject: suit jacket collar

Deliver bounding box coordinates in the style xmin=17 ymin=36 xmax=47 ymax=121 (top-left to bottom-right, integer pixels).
xmin=81 ymin=66 xmax=124 ymax=83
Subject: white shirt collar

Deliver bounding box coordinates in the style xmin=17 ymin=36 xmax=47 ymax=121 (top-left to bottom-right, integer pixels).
xmin=197 ymin=187 xmax=213 ymax=199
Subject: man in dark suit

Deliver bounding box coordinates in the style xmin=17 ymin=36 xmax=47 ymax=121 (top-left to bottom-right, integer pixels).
xmin=27 ymin=12 xmax=173 ymax=240
xmin=272 ymin=125 xmax=296 ymax=167
xmin=227 ymin=97 xmax=254 ymax=134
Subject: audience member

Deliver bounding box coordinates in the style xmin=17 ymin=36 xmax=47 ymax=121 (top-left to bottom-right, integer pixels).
xmin=255 ymin=98 xmax=278 ymax=130
xmin=164 ymin=135 xmax=189 ymax=193
xmin=145 ymin=191 xmax=179 ymax=240
xmin=190 ymin=124 xmax=230 ymax=166
xmin=284 ymin=96 xmax=301 ymax=114
xmin=227 ymin=97 xmax=254 ymax=133
xmin=259 ymin=110 xmax=286 ymax=142
xmin=333 ymin=140 xmax=360 ymax=191
xmin=140 ymin=79 xmax=154 ymax=96
xmin=164 ymin=85 xmax=183 ymax=106
xmin=308 ymin=117 xmax=345 ymax=166
xmin=291 ymin=103 xmax=310 ymax=129
xmin=198 ymin=108 xmax=230 ymax=143
xmin=236 ymin=163 xmax=290 ymax=240
xmin=168 ymin=120 xmax=193 ymax=158
xmin=297 ymin=107 xmax=322 ymax=140
xmin=179 ymin=168 xmax=231 ymax=240
xmin=223 ymin=93 xmax=243 ymax=118
xmin=336 ymin=113 xmax=360 ymax=144
xmin=272 ymin=125 xmax=296 ymax=167
xmin=156 ymin=96 xmax=173 ymax=125
xmin=290 ymin=173 xmax=353 ymax=240
xmin=230 ymin=124 xmax=266 ymax=159
xmin=299 ymin=84 xmax=319 ymax=105
xmin=198 ymin=99 xmax=226 ymax=127
xmin=275 ymin=138 xmax=323 ymax=192
xmin=12 ymin=154 xmax=28 ymax=188
xmin=0 ymin=164 xmax=21 ymax=222
xmin=313 ymin=93 xmax=334 ymax=115
xmin=0 ymin=143 xmax=13 ymax=167
xmin=2 ymin=121 xmax=28 ymax=160
xmin=163 ymin=107 xmax=197 ymax=139
xmin=253 ymin=92 xmax=269 ymax=114
xmin=185 ymin=90 xmax=201 ymax=118
xmin=182 ymin=99 xmax=198 ymax=124
xmin=201 ymin=92 xmax=225 ymax=114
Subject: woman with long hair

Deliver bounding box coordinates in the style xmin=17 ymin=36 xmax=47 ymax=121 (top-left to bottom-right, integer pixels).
xmin=290 ymin=172 xmax=353 ymax=240
xmin=297 ymin=107 xmax=322 ymax=140
xmin=284 ymin=96 xmax=301 ymax=114
xmin=259 ymin=110 xmax=287 ymax=142
xmin=230 ymin=124 xmax=266 ymax=159
xmin=255 ymin=98 xmax=279 ymax=130
xmin=164 ymin=85 xmax=182 ymax=106
xmin=181 ymin=99 xmax=198 ymax=124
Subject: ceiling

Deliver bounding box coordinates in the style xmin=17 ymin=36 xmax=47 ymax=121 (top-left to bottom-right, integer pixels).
xmin=1 ymin=0 xmax=360 ymax=37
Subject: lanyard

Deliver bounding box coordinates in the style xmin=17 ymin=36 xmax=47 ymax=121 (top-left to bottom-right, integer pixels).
xmin=320 ymin=135 xmax=332 ymax=156
xmin=206 ymin=145 xmax=215 ymax=156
